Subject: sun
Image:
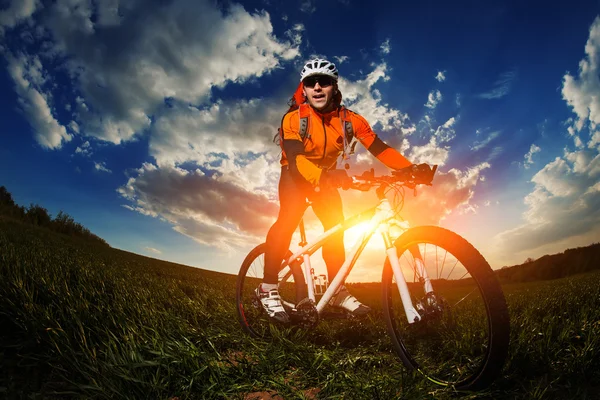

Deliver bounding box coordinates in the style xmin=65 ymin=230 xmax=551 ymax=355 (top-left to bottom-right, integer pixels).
xmin=344 ymin=221 xmax=385 ymax=250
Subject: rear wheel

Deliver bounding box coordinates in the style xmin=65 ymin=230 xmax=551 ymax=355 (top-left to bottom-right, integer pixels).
xmin=382 ymin=226 xmax=509 ymax=390
xmin=236 ymin=243 xmax=307 ymax=338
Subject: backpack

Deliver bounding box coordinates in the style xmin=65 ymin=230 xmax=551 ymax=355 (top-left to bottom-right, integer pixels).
xmin=273 ymin=104 xmax=358 ymax=164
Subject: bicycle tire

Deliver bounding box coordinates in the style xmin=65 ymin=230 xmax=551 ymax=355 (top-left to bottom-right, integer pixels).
xmin=382 ymin=226 xmax=509 ymax=391
xmin=236 ymin=243 xmax=307 ymax=338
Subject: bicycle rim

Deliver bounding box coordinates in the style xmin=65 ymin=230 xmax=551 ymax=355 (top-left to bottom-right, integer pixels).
xmin=236 ymin=243 xmax=306 ymax=338
xmin=382 ymin=226 xmax=509 ymax=390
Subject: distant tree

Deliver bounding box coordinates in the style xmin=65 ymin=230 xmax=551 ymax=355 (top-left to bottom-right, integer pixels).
xmin=0 ymin=186 xmax=15 ymax=206
xmin=0 ymin=186 xmax=25 ymax=219
xmin=496 ymin=243 xmax=600 ymax=283
xmin=0 ymin=186 xmax=109 ymax=247
xmin=52 ymin=211 xmax=77 ymax=235
xmin=50 ymin=210 xmax=109 ymax=246
xmin=25 ymin=204 xmax=52 ymax=227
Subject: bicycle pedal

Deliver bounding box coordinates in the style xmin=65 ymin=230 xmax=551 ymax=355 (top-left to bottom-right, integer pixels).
xmin=289 ymin=298 xmax=319 ymax=328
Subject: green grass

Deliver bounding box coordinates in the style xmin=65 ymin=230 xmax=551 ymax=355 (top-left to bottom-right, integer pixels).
xmin=1 ymin=217 xmax=599 ymax=399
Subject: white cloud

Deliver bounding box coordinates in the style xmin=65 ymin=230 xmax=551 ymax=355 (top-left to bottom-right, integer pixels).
xmin=340 ymin=62 xmax=411 ymax=132
xmin=380 ymin=38 xmax=391 ymax=54
xmin=334 ymin=55 xmax=349 ymax=64
xmin=590 ymin=130 xmax=600 ymax=148
xmin=488 ymin=146 xmax=504 ymax=162
xmin=94 ymin=162 xmax=112 ymax=173
xmin=409 ymin=137 xmax=450 ymax=166
xmin=425 ymin=90 xmax=442 ymax=109
xmin=145 ymin=247 xmax=162 ymax=255
xmin=408 ymin=115 xmax=456 ymax=166
xmin=495 ymin=151 xmax=600 ymax=254
xmin=0 ymin=0 xmax=41 ymax=35
xmin=496 ymin=135 xmax=600 ymax=255
xmin=562 ymin=15 xmax=600 ymax=143
xmin=300 ymin=0 xmax=316 ymax=13
xmin=530 ymin=157 xmax=577 ymax=197
xmin=5 ymin=52 xmax=72 ymax=149
xmin=75 ymin=140 xmax=92 ymax=156
xmin=433 ymin=117 xmax=456 ymax=143
xmin=148 ymin=98 xmax=285 ymax=169
xmin=117 ymin=163 xmax=279 ymax=249
xmin=95 ymin=0 xmax=123 ymax=27
xmin=435 ymin=71 xmax=446 ymax=82
xmin=14 ymin=0 xmax=300 ymax=145
xmin=478 ymin=69 xmax=517 ymax=99
xmin=408 ymin=117 xmax=456 ymax=166
xmin=524 ymin=144 xmax=541 ymax=169
xmin=69 ymin=120 xmax=80 ymax=134
xmin=284 ymin=23 xmax=304 ymax=46
xmin=471 ymin=130 xmax=501 ymax=151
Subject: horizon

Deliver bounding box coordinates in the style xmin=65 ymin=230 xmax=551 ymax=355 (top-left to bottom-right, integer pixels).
xmin=1 ymin=0 xmax=599 ymax=282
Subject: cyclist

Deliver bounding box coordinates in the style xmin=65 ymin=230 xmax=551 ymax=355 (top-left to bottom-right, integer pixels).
xmin=257 ymin=58 xmax=415 ymax=323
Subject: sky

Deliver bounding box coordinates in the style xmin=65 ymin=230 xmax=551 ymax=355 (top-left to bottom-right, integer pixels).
xmin=1 ymin=0 xmax=599 ymax=282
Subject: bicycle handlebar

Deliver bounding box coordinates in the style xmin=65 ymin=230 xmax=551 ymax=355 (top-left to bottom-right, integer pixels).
xmin=350 ymin=164 xmax=438 ymax=191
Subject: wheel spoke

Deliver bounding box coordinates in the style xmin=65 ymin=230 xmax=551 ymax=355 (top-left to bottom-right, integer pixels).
xmin=446 ymin=258 xmax=460 ymax=279
xmin=435 ymin=244 xmax=438 ymax=279
xmin=452 ymin=288 xmax=478 ymax=307
xmin=403 ymin=251 xmax=418 ymax=281
xmin=438 ymin=250 xmax=448 ymax=279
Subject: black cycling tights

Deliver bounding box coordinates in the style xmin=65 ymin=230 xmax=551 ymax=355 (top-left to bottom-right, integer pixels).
xmin=263 ymin=168 xmax=345 ymax=284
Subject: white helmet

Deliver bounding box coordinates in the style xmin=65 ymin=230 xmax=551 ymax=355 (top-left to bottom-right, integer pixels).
xmin=300 ymin=58 xmax=339 ymax=82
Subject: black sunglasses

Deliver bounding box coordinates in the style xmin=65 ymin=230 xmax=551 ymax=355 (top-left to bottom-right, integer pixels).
xmin=303 ymin=75 xmax=334 ymax=88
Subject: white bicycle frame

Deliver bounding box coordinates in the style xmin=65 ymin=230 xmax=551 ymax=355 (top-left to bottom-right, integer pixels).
xmin=283 ymin=195 xmax=433 ymax=324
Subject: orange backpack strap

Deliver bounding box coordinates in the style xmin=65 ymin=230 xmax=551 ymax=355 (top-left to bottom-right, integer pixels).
xmin=341 ymin=107 xmax=354 ymax=142
xmin=273 ymin=104 xmax=311 ymax=150
xmin=298 ymin=103 xmax=311 ymax=141
xmin=340 ymin=107 xmax=357 ymax=161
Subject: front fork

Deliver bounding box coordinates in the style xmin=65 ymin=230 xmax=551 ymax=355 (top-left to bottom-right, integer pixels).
xmin=381 ymin=227 xmax=433 ymax=324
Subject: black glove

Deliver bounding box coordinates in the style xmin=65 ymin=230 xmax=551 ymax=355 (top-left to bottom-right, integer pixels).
xmin=411 ymin=163 xmax=435 ymax=184
xmin=394 ymin=163 xmax=435 ymax=184
xmin=319 ymin=169 xmax=352 ymax=190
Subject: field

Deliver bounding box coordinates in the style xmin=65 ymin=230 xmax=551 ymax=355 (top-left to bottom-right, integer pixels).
xmin=1 ymin=217 xmax=599 ymax=399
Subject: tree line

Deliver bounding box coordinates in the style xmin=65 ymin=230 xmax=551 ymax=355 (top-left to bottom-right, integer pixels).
xmin=0 ymin=186 xmax=109 ymax=246
xmin=496 ymin=242 xmax=600 ymax=283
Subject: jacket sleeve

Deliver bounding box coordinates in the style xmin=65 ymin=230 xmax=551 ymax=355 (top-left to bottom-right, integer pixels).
xmin=281 ymin=112 xmax=323 ymax=186
xmin=352 ymin=113 xmax=412 ymax=170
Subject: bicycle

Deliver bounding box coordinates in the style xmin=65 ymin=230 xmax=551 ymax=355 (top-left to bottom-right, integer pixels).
xmin=236 ymin=165 xmax=510 ymax=391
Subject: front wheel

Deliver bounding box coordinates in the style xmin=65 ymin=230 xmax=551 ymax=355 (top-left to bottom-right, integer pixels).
xmin=382 ymin=226 xmax=509 ymax=391
xmin=236 ymin=243 xmax=307 ymax=338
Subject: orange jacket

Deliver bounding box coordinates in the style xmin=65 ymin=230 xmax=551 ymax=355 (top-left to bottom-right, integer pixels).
xmin=280 ymin=105 xmax=411 ymax=186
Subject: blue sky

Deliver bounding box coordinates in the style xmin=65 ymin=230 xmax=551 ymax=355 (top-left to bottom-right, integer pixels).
xmin=1 ymin=0 xmax=599 ymax=281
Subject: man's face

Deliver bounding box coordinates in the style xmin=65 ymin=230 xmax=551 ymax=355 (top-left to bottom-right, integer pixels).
xmin=303 ymin=75 xmax=336 ymax=112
